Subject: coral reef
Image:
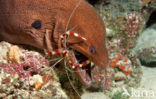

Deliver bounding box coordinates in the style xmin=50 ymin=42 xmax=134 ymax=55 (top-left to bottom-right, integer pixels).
xmin=0 ymin=41 xmax=68 ymax=99
xmin=0 ymin=50 xmax=48 ymax=80
xmin=0 ymin=0 xmax=155 ymax=98
xmin=109 ymin=54 xmax=133 ymax=76
xmin=84 ymin=0 xmax=153 ymax=98
xmin=134 ymin=24 xmax=156 ymax=65
xmin=104 ymin=11 xmax=143 ymax=90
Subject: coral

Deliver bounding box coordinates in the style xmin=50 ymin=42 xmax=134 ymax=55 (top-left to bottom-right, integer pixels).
xmin=123 ymin=12 xmax=139 ymax=38
xmin=106 ymin=19 xmax=142 ymax=89
xmin=109 ymin=54 xmax=133 ymax=76
xmin=8 ymin=45 xmax=21 ymax=63
xmin=135 ymin=27 xmax=156 ymax=50
xmin=0 ymin=50 xmax=48 ymax=80
xmin=104 ymin=11 xmax=143 ymax=77
xmin=134 ymin=26 xmax=156 ymax=64
xmin=88 ymin=65 xmax=114 ymax=91
xmin=114 ymin=72 xmax=126 ymax=81
xmin=94 ymin=1 xmax=144 ymax=97
xmin=0 ymin=42 xmax=68 ymax=99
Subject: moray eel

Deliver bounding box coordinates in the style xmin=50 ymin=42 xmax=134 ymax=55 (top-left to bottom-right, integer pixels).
xmin=0 ymin=0 xmax=109 ymax=87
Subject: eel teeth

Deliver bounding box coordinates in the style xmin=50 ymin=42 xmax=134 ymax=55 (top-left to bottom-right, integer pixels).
xmin=72 ymin=65 xmax=76 ymax=69
xmin=91 ymin=62 xmax=95 ymax=67
xmin=68 ymin=60 xmax=91 ymax=69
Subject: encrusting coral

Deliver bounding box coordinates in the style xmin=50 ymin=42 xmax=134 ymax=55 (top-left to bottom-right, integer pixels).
xmin=0 ymin=41 xmax=68 ymax=99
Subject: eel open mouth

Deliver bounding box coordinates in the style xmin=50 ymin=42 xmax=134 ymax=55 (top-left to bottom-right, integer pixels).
xmin=67 ymin=50 xmax=95 ymax=86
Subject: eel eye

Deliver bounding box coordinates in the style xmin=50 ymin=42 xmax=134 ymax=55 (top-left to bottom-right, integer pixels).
xmin=31 ymin=20 xmax=42 ymax=29
xmin=89 ymin=45 xmax=95 ymax=54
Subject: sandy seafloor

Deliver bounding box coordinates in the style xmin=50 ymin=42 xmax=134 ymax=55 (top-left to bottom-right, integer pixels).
xmin=81 ymin=66 xmax=156 ymax=99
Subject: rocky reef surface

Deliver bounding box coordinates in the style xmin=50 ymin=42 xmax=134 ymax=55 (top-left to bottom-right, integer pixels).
xmin=82 ymin=0 xmax=156 ymax=99
xmin=0 ymin=41 xmax=68 ymax=99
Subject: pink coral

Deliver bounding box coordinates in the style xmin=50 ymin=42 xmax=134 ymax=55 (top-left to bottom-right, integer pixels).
xmin=123 ymin=12 xmax=139 ymax=38
xmin=0 ymin=51 xmax=49 ymax=80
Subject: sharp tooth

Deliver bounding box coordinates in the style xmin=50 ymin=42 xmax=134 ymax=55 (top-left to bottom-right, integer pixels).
xmin=91 ymin=62 xmax=94 ymax=67
xmin=79 ymin=64 xmax=82 ymax=67
xmin=72 ymin=66 xmax=75 ymax=69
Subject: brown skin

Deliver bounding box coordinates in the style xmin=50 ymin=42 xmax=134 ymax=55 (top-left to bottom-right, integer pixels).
xmin=0 ymin=0 xmax=108 ymax=87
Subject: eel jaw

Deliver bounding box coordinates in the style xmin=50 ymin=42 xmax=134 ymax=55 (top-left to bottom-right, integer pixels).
xmin=67 ymin=50 xmax=95 ymax=86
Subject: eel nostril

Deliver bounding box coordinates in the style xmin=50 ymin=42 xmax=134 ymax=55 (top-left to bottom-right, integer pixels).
xmin=31 ymin=20 xmax=42 ymax=29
